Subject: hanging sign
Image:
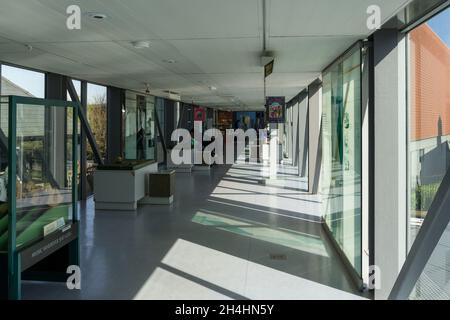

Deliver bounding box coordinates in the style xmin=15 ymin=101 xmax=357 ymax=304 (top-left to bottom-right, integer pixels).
xmin=266 ymin=96 xmax=285 ymax=123
xmin=193 ymin=106 xmax=206 ymax=122
xmin=264 ymin=60 xmax=274 ymax=78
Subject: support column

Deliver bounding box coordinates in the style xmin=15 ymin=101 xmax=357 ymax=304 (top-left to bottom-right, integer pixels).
xmin=107 ymin=86 xmax=123 ymax=163
xmin=373 ymin=29 xmax=407 ymax=300
xmin=298 ymin=90 xmax=308 ymax=177
xmin=45 ymin=73 xmax=67 ymax=187
xmin=80 ymin=81 xmax=88 ymax=199
xmin=308 ymin=79 xmax=322 ymax=194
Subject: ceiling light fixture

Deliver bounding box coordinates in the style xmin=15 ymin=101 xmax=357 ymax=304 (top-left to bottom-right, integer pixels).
xmin=208 ymin=86 xmax=217 ymax=91
xmin=144 ymin=83 xmax=151 ymax=94
xmin=163 ymin=59 xmax=176 ymax=64
xmin=86 ymin=12 xmax=108 ymax=20
xmin=131 ymin=40 xmax=151 ymax=49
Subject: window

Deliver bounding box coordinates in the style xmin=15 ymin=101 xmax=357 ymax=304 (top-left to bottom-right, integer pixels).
xmin=67 ymin=79 xmax=81 ymax=102
xmin=1 ymin=64 xmax=45 ymax=98
xmin=322 ymin=44 xmax=363 ymax=276
xmin=407 ymin=7 xmax=450 ymax=299
xmin=86 ymin=83 xmax=107 ymax=161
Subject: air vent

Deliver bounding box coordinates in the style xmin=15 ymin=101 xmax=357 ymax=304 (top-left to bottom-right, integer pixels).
xmin=269 ymin=253 xmax=287 ymax=261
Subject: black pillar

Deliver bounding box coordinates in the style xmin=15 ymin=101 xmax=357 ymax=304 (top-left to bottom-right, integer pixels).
xmin=107 ymin=86 xmax=123 ymax=163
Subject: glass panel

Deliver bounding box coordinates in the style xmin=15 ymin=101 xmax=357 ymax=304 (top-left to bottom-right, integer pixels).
xmin=322 ymin=45 xmax=362 ymax=276
xmin=66 ymin=79 xmax=81 ymax=102
xmin=87 ymin=83 xmax=107 ymax=161
xmin=1 ymin=65 xmax=45 ymax=98
xmin=0 ymin=97 xmax=9 ymax=251
xmin=407 ymin=7 xmax=450 ymax=245
xmin=407 ymin=7 xmax=450 ymax=300
xmin=145 ymin=96 xmax=156 ymax=161
xmin=124 ymin=91 xmax=156 ymax=160
xmin=85 ymin=83 xmax=107 ymax=194
xmin=409 ymin=220 xmax=450 ymax=299
xmin=390 ymin=0 xmax=446 ymax=29
xmin=124 ymin=91 xmax=137 ymax=159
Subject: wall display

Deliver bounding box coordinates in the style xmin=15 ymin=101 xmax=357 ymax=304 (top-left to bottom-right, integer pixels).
xmin=0 ymin=95 xmax=79 ymax=300
xmin=266 ymin=96 xmax=285 ymax=123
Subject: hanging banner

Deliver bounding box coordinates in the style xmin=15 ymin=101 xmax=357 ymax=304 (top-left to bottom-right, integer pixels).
xmin=266 ymin=96 xmax=285 ymax=123
xmin=193 ymin=106 xmax=206 ymax=122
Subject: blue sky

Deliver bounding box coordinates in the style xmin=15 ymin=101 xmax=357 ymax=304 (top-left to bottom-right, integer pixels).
xmin=1 ymin=65 xmax=106 ymax=102
xmin=427 ymin=7 xmax=450 ymax=47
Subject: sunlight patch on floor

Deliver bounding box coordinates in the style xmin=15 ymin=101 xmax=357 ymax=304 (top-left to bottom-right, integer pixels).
xmin=132 ymin=239 xmax=368 ymax=300
xmin=192 ymin=211 xmax=328 ymax=257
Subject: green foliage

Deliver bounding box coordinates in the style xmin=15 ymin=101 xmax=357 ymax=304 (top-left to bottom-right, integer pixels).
xmin=86 ymin=93 xmax=107 ymax=161
xmin=411 ymin=182 xmax=441 ymax=212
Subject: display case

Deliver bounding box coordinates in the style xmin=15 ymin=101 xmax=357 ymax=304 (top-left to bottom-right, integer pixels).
xmin=0 ymin=96 xmax=79 ymax=300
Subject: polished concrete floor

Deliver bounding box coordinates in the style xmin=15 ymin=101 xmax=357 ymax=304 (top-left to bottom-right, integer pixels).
xmin=22 ymin=161 xmax=367 ymax=300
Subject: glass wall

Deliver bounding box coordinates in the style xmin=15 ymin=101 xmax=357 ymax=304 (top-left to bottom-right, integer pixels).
xmin=322 ymin=44 xmax=362 ymax=276
xmin=0 ymin=65 xmax=46 ymax=177
xmin=407 ymin=7 xmax=450 ymax=299
xmin=87 ymin=83 xmax=107 ymax=161
xmin=84 ymin=83 xmax=107 ymax=193
xmin=124 ymin=91 xmax=156 ymax=161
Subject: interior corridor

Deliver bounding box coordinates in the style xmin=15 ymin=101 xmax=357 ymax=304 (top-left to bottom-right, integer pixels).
xmin=22 ymin=162 xmax=366 ymax=300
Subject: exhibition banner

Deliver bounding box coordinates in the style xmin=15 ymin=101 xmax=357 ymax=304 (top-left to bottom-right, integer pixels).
xmin=266 ymin=96 xmax=285 ymax=123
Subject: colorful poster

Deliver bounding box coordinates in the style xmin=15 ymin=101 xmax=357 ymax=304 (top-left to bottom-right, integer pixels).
xmin=193 ymin=106 xmax=206 ymax=122
xmin=266 ymin=96 xmax=285 ymax=123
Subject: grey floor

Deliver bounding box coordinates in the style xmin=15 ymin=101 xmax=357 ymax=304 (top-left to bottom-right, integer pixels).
xmin=22 ymin=162 xmax=367 ymax=300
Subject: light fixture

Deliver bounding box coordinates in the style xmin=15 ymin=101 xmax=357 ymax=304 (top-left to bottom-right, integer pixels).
xmin=208 ymin=86 xmax=217 ymax=91
xmin=163 ymin=59 xmax=176 ymax=64
xmin=86 ymin=12 xmax=108 ymax=20
xmin=131 ymin=40 xmax=151 ymax=49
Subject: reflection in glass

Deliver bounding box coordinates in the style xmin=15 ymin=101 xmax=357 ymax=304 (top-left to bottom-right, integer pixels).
xmin=408 ymin=7 xmax=450 ymax=299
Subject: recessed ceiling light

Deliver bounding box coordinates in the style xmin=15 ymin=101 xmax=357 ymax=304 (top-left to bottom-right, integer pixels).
xmin=86 ymin=12 xmax=108 ymax=20
xmin=131 ymin=40 xmax=151 ymax=49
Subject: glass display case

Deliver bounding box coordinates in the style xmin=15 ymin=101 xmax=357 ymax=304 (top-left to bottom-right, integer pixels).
xmin=0 ymin=95 xmax=79 ymax=300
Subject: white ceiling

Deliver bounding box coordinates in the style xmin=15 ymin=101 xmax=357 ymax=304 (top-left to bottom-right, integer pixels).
xmin=0 ymin=0 xmax=411 ymax=110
